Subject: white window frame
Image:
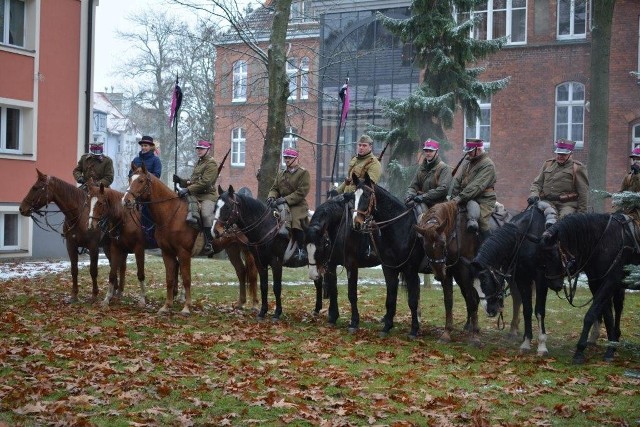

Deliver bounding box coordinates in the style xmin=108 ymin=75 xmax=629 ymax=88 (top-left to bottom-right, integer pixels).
xmin=231 ymin=127 xmax=246 ymax=167
xmin=300 ymin=57 xmax=309 ymax=100
xmin=1 ymin=0 xmax=24 ymax=47
xmin=557 ymin=0 xmax=588 ymax=40
xmin=290 ymin=0 xmax=305 ymax=21
xmin=0 ymin=210 xmax=20 ymax=250
xmin=281 ymin=127 xmax=298 ymax=166
xmin=0 ymin=99 xmax=34 ymax=157
xmin=632 ymin=123 xmax=640 ymax=149
xmin=555 ymin=82 xmax=585 ymax=149
xmin=468 ymin=0 xmax=527 ymax=45
xmin=232 ymin=60 xmax=247 ymax=102
xmin=286 ymin=59 xmax=298 ymax=100
xmin=464 ymin=97 xmax=491 ymax=151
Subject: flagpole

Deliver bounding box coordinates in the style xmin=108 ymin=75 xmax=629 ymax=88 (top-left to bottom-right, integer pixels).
xmin=330 ymin=77 xmax=349 ymax=190
xmin=169 ymin=73 xmax=182 ymax=191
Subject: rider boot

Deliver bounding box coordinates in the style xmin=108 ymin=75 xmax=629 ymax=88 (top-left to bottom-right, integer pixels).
xmin=185 ymin=195 xmax=200 ymax=228
xmin=293 ymin=228 xmax=307 ymax=262
xmin=202 ymin=227 xmax=214 ymax=256
xmin=466 ymin=200 xmax=481 ymax=233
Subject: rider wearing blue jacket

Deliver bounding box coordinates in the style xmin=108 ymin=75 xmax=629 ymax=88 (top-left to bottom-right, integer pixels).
xmin=129 ymin=135 xmax=162 ymax=179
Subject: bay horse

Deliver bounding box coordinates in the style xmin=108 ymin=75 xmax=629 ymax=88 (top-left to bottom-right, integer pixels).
xmin=123 ymin=163 xmax=199 ymax=315
xmin=541 ymin=213 xmax=636 ymax=364
xmin=352 ymin=174 xmax=426 ymax=338
xmin=414 ymin=201 xmax=483 ymax=344
xmin=19 ymin=169 xmax=111 ymax=303
xmin=306 ymin=193 xmax=380 ymax=331
xmin=213 ymin=185 xmax=323 ymax=320
xmin=87 ymin=184 xmax=150 ymax=307
xmin=470 ymin=204 xmax=564 ymax=355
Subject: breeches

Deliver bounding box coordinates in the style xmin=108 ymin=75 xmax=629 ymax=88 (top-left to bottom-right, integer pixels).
xmin=553 ymin=202 xmax=577 ymax=219
xmin=200 ymin=200 xmax=215 ymax=227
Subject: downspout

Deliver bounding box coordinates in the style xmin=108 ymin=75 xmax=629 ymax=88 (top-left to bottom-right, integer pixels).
xmin=84 ymin=0 xmax=95 ymax=153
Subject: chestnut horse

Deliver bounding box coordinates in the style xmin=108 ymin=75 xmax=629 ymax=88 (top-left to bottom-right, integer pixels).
xmin=87 ymin=184 xmax=149 ymax=307
xmin=19 ymin=169 xmax=111 ymax=302
xmin=123 ymin=164 xmax=198 ymax=314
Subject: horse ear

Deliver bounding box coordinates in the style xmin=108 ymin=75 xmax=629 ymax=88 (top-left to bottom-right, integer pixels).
xmin=140 ymin=161 xmax=148 ymax=173
xmin=218 ymin=185 xmax=224 ymax=195
xmin=36 ymin=169 xmax=45 ymax=179
xmin=228 ymin=185 xmax=235 ymax=196
xmin=352 ymin=173 xmax=359 ymax=186
xmin=99 ymin=183 xmax=105 ymax=194
xmin=130 ymin=161 xmax=137 ymax=171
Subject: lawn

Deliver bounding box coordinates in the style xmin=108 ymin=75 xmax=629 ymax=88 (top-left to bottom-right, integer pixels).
xmin=0 ymin=253 xmax=638 ymax=426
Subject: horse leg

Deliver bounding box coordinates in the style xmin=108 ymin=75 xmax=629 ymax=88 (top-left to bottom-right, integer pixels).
xmin=159 ymin=253 xmax=178 ymax=314
xmin=116 ymin=251 xmax=127 ymax=299
xmin=509 ymin=281 xmax=522 ymax=339
xmin=347 ymin=267 xmax=360 ymax=333
xmin=88 ymin=247 xmax=100 ymax=303
xmin=67 ymin=243 xmax=80 ymax=303
xmin=457 ymin=269 xmax=480 ymax=347
xmin=519 ymin=280 xmax=534 ymax=353
xmin=271 ymin=263 xmax=283 ymax=320
xmin=380 ymin=268 xmax=398 ymax=337
xmin=227 ymin=247 xmax=247 ymax=309
xmin=573 ymin=280 xmax=615 ymax=364
xmin=439 ymin=275 xmax=454 ymax=343
xmin=405 ymin=270 xmax=421 ymax=340
xmin=324 ymin=269 xmax=339 ymax=325
xmin=178 ymin=253 xmax=192 ymax=315
xmin=608 ymin=288 xmax=625 ymax=361
xmin=244 ymin=250 xmax=259 ymax=310
xmin=257 ymin=268 xmax=270 ymax=320
xmin=135 ymin=246 xmax=147 ymax=307
xmin=102 ymin=245 xmax=119 ymax=307
xmin=600 ymin=293 xmax=621 ymax=362
xmin=313 ymin=277 xmax=323 ymax=315
xmin=534 ymin=282 xmax=549 ymax=357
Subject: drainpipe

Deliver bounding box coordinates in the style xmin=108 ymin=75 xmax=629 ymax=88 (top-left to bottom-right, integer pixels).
xmin=84 ymin=0 xmax=95 ymax=153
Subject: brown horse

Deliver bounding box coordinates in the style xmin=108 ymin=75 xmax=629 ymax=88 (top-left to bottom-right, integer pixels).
xmin=18 ymin=169 xmax=111 ymax=303
xmin=212 ymin=230 xmax=259 ymax=310
xmin=87 ymin=184 xmax=148 ymax=307
xmin=415 ymin=201 xmax=481 ymax=344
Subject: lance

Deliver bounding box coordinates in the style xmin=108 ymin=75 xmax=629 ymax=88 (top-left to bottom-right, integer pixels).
xmin=215 ymin=148 xmax=232 ymax=186
xmin=330 ymin=77 xmax=349 ymax=190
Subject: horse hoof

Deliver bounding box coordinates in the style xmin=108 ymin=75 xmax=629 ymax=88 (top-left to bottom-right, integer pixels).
xmin=407 ymin=333 xmax=418 ymax=340
xmin=378 ymin=331 xmax=389 ymax=338
xmin=537 ymin=350 xmax=549 ymax=357
xmin=572 ymin=355 xmax=586 ymax=365
xmin=157 ymin=307 xmax=170 ymax=315
xmin=470 ymin=339 xmax=483 ymax=348
xmin=348 ymin=327 xmax=358 ymax=334
xmin=257 ymin=314 xmax=266 ymax=321
xmin=180 ymin=309 xmax=191 ymax=317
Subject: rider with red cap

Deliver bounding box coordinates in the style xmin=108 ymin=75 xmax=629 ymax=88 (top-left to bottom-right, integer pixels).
xmin=404 ymin=138 xmax=452 ymax=213
xmin=73 ymin=141 xmax=114 ymax=188
xmin=621 ymin=146 xmax=640 ymax=192
xmin=267 ymin=147 xmax=311 ymax=262
xmin=173 ymin=140 xmax=219 ymax=255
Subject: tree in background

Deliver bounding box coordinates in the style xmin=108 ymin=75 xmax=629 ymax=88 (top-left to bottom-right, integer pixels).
xmin=373 ymin=0 xmax=509 ymax=195
xmin=588 ymin=0 xmax=616 ymax=212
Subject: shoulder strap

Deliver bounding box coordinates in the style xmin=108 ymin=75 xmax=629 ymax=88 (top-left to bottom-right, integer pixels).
xmin=434 ymin=162 xmax=444 ymax=187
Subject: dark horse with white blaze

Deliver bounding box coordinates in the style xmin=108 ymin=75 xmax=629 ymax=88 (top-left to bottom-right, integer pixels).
xmin=414 ymin=200 xmax=482 ymax=344
xmin=541 ymin=213 xmax=635 ymax=364
xmin=213 ymin=185 xmax=323 ymax=320
xmin=19 ymin=170 xmax=112 ymax=303
xmin=471 ymin=204 xmax=564 ymax=355
xmin=306 ymin=193 xmax=380 ymax=331
xmin=87 ymin=184 xmax=149 ymax=307
xmin=352 ymin=174 xmax=426 ymax=338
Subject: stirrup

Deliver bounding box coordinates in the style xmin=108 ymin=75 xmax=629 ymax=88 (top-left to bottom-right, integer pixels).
xmin=186 ymin=212 xmax=198 ymax=225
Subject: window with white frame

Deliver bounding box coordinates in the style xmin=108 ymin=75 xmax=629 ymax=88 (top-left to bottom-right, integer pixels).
xmin=465 ymin=0 xmax=527 ymax=45
xmin=632 ymin=123 xmax=640 ymax=149
xmin=555 ymin=82 xmax=585 ymax=148
xmin=0 ymin=105 xmax=21 ymax=152
xmin=557 ymin=0 xmax=587 ymax=39
xmin=231 ymin=128 xmax=246 ymax=167
xmin=300 ymin=57 xmax=309 ymax=100
xmin=290 ymin=0 xmax=305 ymax=21
xmin=281 ymin=127 xmax=298 ymax=165
xmin=1 ymin=0 xmax=25 ymax=47
xmin=287 ymin=59 xmax=298 ymax=100
xmin=0 ymin=211 xmax=20 ymax=250
xmin=232 ymin=60 xmax=247 ymax=102
xmin=464 ymin=97 xmax=491 ymax=150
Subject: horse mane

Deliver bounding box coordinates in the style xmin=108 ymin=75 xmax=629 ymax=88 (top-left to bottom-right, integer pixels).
xmin=101 ymin=188 xmax=126 ymax=220
xmin=50 ymin=175 xmax=87 ymax=207
xmin=428 ymin=201 xmax=458 ymax=235
xmin=474 ymin=222 xmax=520 ymax=269
xmin=550 ymin=213 xmax=620 ymax=261
xmin=307 ymin=196 xmax=347 ymax=243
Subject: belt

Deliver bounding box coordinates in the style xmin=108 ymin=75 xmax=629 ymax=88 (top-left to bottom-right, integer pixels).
xmin=484 ymin=187 xmax=495 ymax=193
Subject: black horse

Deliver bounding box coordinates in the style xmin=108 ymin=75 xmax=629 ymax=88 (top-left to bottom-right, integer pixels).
xmin=352 ymin=174 xmax=427 ymax=338
xmin=541 ymin=213 xmax=636 ymax=364
xmin=213 ymin=185 xmax=322 ymax=319
xmin=306 ymin=193 xmax=380 ymax=331
xmin=471 ymin=204 xmax=564 ymax=356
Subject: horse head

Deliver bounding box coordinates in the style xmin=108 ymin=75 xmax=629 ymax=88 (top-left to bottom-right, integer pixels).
xmin=414 ymin=202 xmax=457 ymax=281
xmin=539 ymin=226 xmax=566 ymax=290
xmin=213 ymin=185 xmax=240 ymax=238
xmin=470 ymin=259 xmax=506 ymax=317
xmin=352 ymin=173 xmax=376 ymax=230
xmin=123 ymin=163 xmax=151 ymax=207
xmin=19 ymin=169 xmax=52 ymax=216
xmin=87 ymin=184 xmax=118 ymax=232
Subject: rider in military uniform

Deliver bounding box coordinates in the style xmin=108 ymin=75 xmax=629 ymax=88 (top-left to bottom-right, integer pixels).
xmin=73 ymin=141 xmax=114 ymax=188
xmin=173 ymin=140 xmax=218 ymax=255
xmin=267 ymin=147 xmax=310 ymax=262
xmin=621 ymin=146 xmax=640 ymax=192
xmin=528 ymin=139 xmax=589 ymax=223
xmin=336 ymin=134 xmax=382 ymax=194
xmin=404 ymin=139 xmax=452 ymax=213
xmin=450 ymin=138 xmax=496 ymax=242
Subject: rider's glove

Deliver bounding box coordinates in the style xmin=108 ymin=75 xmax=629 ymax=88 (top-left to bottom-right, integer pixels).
xmin=77 ymin=176 xmax=86 ymax=184
xmin=275 ymin=197 xmax=287 ymax=205
xmin=173 ymin=174 xmax=182 ymax=184
xmin=527 ymin=195 xmax=540 ymax=205
xmin=177 ymin=188 xmax=189 ymax=198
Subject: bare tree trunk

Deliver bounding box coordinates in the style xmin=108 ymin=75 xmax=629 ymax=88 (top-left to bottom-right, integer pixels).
xmin=587 ymin=0 xmax=616 ymax=212
xmin=257 ymin=0 xmax=293 ymax=200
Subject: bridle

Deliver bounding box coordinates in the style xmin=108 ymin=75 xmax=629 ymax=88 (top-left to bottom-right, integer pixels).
xmin=421 ymin=218 xmax=448 ymax=266
xmin=216 ymin=194 xmax=281 ymax=246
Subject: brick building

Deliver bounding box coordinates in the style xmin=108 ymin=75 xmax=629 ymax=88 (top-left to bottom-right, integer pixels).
xmin=214 ymin=0 xmax=640 ymax=211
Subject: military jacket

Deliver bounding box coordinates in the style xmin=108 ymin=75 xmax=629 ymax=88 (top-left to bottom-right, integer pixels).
xmin=336 ymin=152 xmax=382 ymax=193
xmin=405 ymin=156 xmax=453 ymax=206
xmin=73 ymin=154 xmax=114 ymax=188
xmin=268 ymin=166 xmax=310 ymax=223
xmin=530 ymin=158 xmax=589 ymax=213
xmin=451 ymin=153 xmax=496 ymax=206
xmin=621 ymin=173 xmax=640 ymax=192
xmin=177 ymin=155 xmax=218 ymax=202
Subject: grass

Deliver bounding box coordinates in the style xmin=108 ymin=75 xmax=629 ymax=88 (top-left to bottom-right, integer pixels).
xmin=0 ymin=252 xmax=639 ymax=426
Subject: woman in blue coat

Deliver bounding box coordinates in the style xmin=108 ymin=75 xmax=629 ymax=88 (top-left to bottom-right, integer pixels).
xmin=129 ymin=135 xmax=162 ymax=179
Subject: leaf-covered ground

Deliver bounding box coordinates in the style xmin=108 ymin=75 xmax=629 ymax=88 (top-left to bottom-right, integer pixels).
xmin=0 ymin=256 xmax=639 ymax=426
